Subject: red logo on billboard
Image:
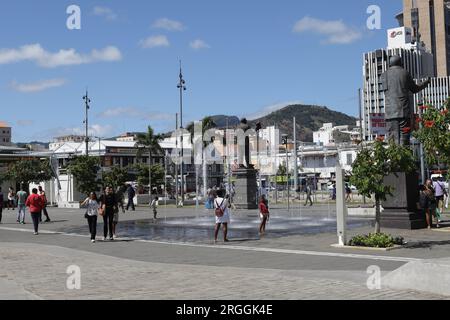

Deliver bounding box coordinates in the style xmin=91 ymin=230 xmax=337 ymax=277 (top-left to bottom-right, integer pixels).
xmin=390 ymin=31 xmax=403 ymax=38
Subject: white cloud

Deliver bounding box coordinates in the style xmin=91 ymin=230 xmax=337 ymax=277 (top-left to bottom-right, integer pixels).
xmin=246 ymin=101 xmax=304 ymax=120
xmin=92 ymin=6 xmax=118 ymax=20
xmin=293 ymin=16 xmax=362 ymax=44
xmin=152 ymin=18 xmax=185 ymax=31
xmin=0 ymin=44 xmax=122 ymax=68
xmin=139 ymin=35 xmax=170 ymax=49
xmin=10 ymin=78 xmax=66 ymax=93
xmin=49 ymin=125 xmax=115 ymax=138
xmin=190 ymin=39 xmax=211 ymax=50
xmin=98 ymin=107 xmax=173 ymax=121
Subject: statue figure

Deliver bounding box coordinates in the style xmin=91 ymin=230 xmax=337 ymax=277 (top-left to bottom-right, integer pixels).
xmin=237 ymin=118 xmax=253 ymax=169
xmin=380 ymin=56 xmax=430 ymax=146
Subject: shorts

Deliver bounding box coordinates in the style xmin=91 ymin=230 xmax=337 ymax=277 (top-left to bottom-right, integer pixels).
xmin=436 ymin=196 xmax=444 ymax=203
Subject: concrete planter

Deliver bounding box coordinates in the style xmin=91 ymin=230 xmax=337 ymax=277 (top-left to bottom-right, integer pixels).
xmin=331 ymin=244 xmax=403 ymax=252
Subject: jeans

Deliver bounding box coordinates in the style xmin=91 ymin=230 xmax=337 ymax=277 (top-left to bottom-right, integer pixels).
xmin=31 ymin=212 xmax=40 ymax=233
xmin=126 ymin=198 xmax=135 ymax=211
xmin=17 ymin=205 xmax=26 ymax=222
xmin=87 ymin=215 xmax=97 ymax=240
xmin=103 ymin=211 xmax=114 ymax=238
xmin=39 ymin=207 xmax=50 ymax=222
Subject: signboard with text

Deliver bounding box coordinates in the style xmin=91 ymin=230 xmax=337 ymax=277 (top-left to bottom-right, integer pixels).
xmin=370 ymin=113 xmax=386 ymax=136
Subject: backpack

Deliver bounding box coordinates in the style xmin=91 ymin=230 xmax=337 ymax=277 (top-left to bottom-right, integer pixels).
xmin=215 ymin=199 xmax=225 ymax=218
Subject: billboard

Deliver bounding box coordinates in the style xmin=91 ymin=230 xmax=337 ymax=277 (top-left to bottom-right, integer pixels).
xmin=370 ymin=113 xmax=386 ymax=136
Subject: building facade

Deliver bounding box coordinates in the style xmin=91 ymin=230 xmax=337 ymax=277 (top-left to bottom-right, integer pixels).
xmin=401 ymin=0 xmax=450 ymax=77
xmin=0 ymin=122 xmax=12 ymax=146
xmin=361 ymin=25 xmax=450 ymax=141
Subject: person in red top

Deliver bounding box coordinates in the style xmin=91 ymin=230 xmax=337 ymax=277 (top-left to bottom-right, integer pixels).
xmin=26 ymin=188 xmax=43 ymax=235
xmin=38 ymin=186 xmax=51 ymax=223
xmin=258 ymin=195 xmax=270 ymax=236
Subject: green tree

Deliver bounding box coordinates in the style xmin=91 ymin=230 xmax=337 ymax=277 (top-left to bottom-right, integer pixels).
xmin=350 ymin=140 xmax=417 ymax=234
xmin=134 ymin=164 xmax=165 ymax=191
xmin=135 ymin=126 xmax=164 ymax=195
xmin=3 ymin=159 xmax=54 ymax=189
xmin=102 ymin=166 xmax=129 ymax=190
xmin=67 ymin=156 xmax=101 ymax=196
xmin=413 ymin=100 xmax=450 ymax=176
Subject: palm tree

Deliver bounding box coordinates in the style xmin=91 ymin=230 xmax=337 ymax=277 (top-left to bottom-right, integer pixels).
xmin=186 ymin=117 xmax=217 ymax=201
xmin=135 ymin=126 xmax=163 ymax=199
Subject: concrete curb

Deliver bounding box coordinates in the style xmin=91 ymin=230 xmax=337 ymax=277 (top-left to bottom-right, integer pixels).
xmin=331 ymin=244 xmax=404 ymax=252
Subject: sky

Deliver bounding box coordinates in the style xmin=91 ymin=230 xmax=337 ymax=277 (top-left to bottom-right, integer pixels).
xmin=0 ymin=0 xmax=403 ymax=142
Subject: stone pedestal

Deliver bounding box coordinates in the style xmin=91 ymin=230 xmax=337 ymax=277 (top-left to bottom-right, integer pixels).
xmin=381 ymin=172 xmax=427 ymax=230
xmin=233 ymin=168 xmax=258 ymax=210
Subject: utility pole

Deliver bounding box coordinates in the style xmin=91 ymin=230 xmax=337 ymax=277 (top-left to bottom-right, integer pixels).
xmin=412 ymin=6 xmax=427 ymax=184
xmin=293 ymin=117 xmax=298 ymax=198
xmin=282 ymin=134 xmax=290 ymax=212
xmin=175 ymin=113 xmax=179 ymax=207
xmin=177 ymin=61 xmax=187 ymax=206
xmin=83 ymin=90 xmax=91 ymax=156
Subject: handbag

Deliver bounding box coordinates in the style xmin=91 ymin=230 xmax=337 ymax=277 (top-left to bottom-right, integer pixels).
xmin=84 ymin=212 xmax=89 ymax=219
xmin=215 ymin=199 xmax=225 ymax=218
xmin=98 ymin=205 xmax=105 ymax=217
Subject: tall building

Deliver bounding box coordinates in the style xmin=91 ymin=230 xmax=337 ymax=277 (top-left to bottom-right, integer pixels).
xmin=362 ymin=27 xmax=435 ymax=140
xmin=399 ymin=0 xmax=450 ymax=77
xmin=0 ymin=122 xmax=12 ymax=146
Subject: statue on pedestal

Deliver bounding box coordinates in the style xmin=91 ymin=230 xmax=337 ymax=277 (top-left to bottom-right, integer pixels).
xmin=237 ymin=118 xmax=254 ymax=169
xmin=380 ymin=56 xmax=431 ymax=146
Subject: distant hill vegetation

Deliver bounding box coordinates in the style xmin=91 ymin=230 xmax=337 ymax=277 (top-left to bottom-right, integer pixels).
xmin=211 ymin=104 xmax=357 ymax=142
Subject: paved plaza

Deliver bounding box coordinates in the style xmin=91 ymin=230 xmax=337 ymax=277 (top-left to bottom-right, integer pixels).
xmin=1 ymin=205 xmax=450 ymax=300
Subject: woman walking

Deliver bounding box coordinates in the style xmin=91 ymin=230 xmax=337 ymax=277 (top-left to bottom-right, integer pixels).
xmin=8 ymin=187 xmax=16 ymax=210
xmin=101 ymin=187 xmax=117 ymax=241
xmin=81 ymin=192 xmax=100 ymax=243
xmin=424 ymin=179 xmax=438 ymax=229
xmin=259 ymin=195 xmax=270 ymax=236
xmin=25 ymin=188 xmax=43 ymax=235
xmin=214 ymin=190 xmax=230 ymax=244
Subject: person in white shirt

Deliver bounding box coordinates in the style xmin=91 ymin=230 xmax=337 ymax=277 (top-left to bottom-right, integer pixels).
xmin=214 ymin=190 xmax=231 ymax=244
xmin=81 ymin=192 xmax=100 ymax=243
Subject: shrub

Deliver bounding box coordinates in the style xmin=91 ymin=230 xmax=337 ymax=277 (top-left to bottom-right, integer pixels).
xmin=348 ymin=233 xmax=404 ymax=248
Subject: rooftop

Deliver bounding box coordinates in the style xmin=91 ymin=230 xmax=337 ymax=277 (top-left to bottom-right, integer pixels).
xmin=0 ymin=121 xmax=10 ymax=128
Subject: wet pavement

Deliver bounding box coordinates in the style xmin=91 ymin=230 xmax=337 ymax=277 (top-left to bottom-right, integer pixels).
xmin=61 ymin=212 xmax=372 ymax=243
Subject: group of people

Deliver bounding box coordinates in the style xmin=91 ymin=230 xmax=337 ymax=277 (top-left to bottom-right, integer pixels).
xmin=419 ymin=177 xmax=449 ymax=229
xmin=80 ymin=184 xmax=159 ymax=243
xmin=0 ymin=186 xmax=51 ymax=229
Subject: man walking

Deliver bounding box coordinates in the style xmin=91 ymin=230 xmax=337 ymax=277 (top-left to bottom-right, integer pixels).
xmin=433 ymin=176 xmax=447 ymax=224
xmin=38 ymin=186 xmax=51 ymax=223
xmin=304 ymin=181 xmax=313 ymax=207
xmin=126 ymin=184 xmax=136 ymax=211
xmin=16 ymin=186 xmax=28 ymax=224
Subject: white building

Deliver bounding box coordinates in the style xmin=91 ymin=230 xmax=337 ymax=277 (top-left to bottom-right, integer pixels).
xmin=362 ymin=26 xmax=450 ymax=141
xmin=313 ymin=123 xmax=361 ymax=147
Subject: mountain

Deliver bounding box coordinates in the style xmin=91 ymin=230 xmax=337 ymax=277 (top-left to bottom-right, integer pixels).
xmin=248 ymin=104 xmax=357 ymax=142
xmin=210 ymin=115 xmax=240 ymax=128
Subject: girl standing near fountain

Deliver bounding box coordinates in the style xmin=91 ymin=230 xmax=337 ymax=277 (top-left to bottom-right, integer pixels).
xmin=214 ymin=190 xmax=230 ymax=244
xmin=259 ymin=195 xmax=270 ymax=236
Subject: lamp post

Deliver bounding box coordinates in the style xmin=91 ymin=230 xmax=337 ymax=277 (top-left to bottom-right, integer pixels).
xmin=256 ymin=122 xmax=262 ymax=198
xmin=177 ymin=61 xmax=187 ymax=206
xmin=282 ymin=134 xmax=290 ymax=212
xmin=82 ymin=90 xmax=91 ymax=156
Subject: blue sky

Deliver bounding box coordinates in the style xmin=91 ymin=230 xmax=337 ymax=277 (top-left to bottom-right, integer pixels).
xmin=0 ymin=0 xmax=402 ymax=142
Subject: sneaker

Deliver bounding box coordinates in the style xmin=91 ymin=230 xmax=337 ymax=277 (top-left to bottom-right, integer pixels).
xmin=91 ymin=240 xmax=96 ymax=243
xmin=109 ymin=237 xmax=114 ymax=241
xmin=16 ymin=220 xmax=20 ymax=223
xmin=45 ymin=219 xmax=51 ymax=223
xmin=34 ymin=232 xmax=38 ymax=235
xmin=21 ymin=222 xmax=25 ymax=225
xmin=103 ymin=237 xmax=107 ymax=241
